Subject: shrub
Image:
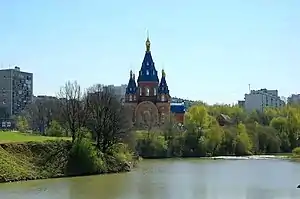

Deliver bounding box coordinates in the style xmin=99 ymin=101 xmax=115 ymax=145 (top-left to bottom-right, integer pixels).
xmin=45 ymin=121 xmax=64 ymax=137
xmin=66 ymin=139 xmax=102 ymax=176
xmin=76 ymin=127 xmax=92 ymax=141
xmin=292 ymin=147 xmax=300 ymax=157
xmin=15 ymin=116 xmax=29 ymax=133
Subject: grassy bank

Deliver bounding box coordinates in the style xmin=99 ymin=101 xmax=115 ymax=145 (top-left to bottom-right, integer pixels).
xmin=0 ymin=140 xmax=71 ymax=182
xmin=0 ymin=133 xmax=136 ymax=183
xmin=0 ymin=131 xmax=70 ymax=143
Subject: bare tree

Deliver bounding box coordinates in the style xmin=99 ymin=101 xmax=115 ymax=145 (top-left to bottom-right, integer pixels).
xmin=142 ymin=110 xmax=157 ymax=138
xmin=58 ymin=81 xmax=88 ymax=142
xmin=86 ymin=84 xmax=131 ymax=153
xmin=22 ymin=98 xmax=61 ymax=134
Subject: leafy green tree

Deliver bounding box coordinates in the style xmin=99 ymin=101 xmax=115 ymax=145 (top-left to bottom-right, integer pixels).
xmin=270 ymin=117 xmax=290 ymax=152
xmin=204 ymin=125 xmax=224 ymax=156
xmin=15 ymin=116 xmax=29 ymax=133
xmin=184 ymin=105 xmax=211 ymax=130
xmin=235 ymin=123 xmax=252 ymax=155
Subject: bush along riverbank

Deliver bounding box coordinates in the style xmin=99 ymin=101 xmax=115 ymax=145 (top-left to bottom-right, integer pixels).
xmin=135 ymin=103 xmax=300 ymax=159
xmin=0 ymin=139 xmax=137 ymax=183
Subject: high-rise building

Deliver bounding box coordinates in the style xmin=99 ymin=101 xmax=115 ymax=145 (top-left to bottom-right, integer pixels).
xmin=242 ymin=89 xmax=285 ymax=112
xmin=0 ymin=66 xmax=33 ymax=118
xmin=107 ymin=84 xmax=127 ymax=101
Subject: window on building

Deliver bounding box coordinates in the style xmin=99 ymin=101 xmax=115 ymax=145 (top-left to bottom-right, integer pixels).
xmin=133 ymin=95 xmax=136 ymax=100
xmin=129 ymin=95 xmax=132 ymax=101
xmin=161 ymin=113 xmax=165 ymax=123
xmin=129 ymin=88 xmax=132 ymax=91
xmin=139 ymin=87 xmax=142 ymax=96
xmin=161 ymin=94 xmax=165 ymax=101
xmin=145 ymin=87 xmax=150 ymax=96
xmin=146 ymin=70 xmax=149 ymax=75
xmin=153 ymin=88 xmax=157 ymax=96
xmin=153 ymin=70 xmax=155 ymax=75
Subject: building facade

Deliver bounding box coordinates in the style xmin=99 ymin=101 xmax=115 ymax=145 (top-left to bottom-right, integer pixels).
xmin=0 ymin=66 xmax=33 ymax=118
xmin=242 ymin=89 xmax=285 ymax=112
xmin=170 ymin=103 xmax=185 ymax=124
xmin=124 ymin=37 xmax=184 ymax=126
xmin=288 ymin=94 xmax=300 ymax=105
xmin=107 ymin=84 xmax=127 ymax=102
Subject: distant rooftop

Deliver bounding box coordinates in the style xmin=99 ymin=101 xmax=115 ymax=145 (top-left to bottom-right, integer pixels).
xmin=0 ymin=66 xmax=32 ymax=74
xmin=170 ymin=103 xmax=185 ymax=114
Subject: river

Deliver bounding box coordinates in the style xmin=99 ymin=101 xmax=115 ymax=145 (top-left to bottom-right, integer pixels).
xmin=1 ymin=158 xmax=300 ymax=199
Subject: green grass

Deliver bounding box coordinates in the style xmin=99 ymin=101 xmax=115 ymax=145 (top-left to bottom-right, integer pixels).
xmin=0 ymin=131 xmax=71 ymax=144
xmin=0 ymin=140 xmax=71 ymax=182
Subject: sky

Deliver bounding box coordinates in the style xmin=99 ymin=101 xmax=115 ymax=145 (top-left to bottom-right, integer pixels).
xmin=0 ymin=0 xmax=299 ymax=104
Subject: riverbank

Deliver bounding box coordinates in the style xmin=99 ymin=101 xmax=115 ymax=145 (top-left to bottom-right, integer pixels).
xmin=208 ymin=155 xmax=291 ymax=160
xmin=0 ymin=140 xmax=136 ymax=183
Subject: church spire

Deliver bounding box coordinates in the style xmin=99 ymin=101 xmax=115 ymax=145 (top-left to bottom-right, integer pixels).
xmin=137 ymin=36 xmax=159 ymax=83
xmin=162 ymin=69 xmax=166 ymax=77
xmin=125 ymin=70 xmax=137 ymax=95
xmin=146 ymin=36 xmax=151 ymax=52
xmin=158 ymin=69 xmax=169 ymax=95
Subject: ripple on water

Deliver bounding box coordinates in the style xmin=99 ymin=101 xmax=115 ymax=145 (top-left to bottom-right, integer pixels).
xmin=0 ymin=159 xmax=299 ymax=199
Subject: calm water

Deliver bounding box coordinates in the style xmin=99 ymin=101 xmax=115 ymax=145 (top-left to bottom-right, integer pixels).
xmin=1 ymin=159 xmax=300 ymax=199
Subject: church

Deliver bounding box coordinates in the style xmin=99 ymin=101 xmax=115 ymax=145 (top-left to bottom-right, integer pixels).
xmin=124 ymin=37 xmax=185 ymax=126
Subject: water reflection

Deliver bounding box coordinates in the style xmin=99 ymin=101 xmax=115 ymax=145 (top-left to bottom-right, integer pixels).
xmin=0 ymin=178 xmax=70 ymax=199
xmin=0 ymin=159 xmax=300 ymax=199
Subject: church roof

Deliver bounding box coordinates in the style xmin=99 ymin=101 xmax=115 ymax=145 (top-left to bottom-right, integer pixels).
xmin=158 ymin=69 xmax=169 ymax=94
xmin=125 ymin=70 xmax=137 ymax=94
xmin=137 ymin=37 xmax=159 ymax=83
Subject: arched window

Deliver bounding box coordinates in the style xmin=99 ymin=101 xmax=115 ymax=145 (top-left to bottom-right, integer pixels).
xmin=161 ymin=94 xmax=165 ymax=101
xmin=129 ymin=95 xmax=132 ymax=101
xmin=133 ymin=95 xmax=136 ymax=100
xmin=146 ymin=70 xmax=149 ymax=75
xmin=161 ymin=113 xmax=165 ymax=124
xmin=145 ymin=87 xmax=150 ymax=96
xmin=139 ymin=87 xmax=142 ymax=96
xmin=153 ymin=88 xmax=157 ymax=96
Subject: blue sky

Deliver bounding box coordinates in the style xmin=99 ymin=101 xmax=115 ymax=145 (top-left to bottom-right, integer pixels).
xmin=0 ymin=0 xmax=299 ymax=104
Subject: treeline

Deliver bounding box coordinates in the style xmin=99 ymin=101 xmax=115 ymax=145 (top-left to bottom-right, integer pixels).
xmin=136 ymin=102 xmax=300 ymax=158
xmin=14 ymin=81 xmax=135 ymax=175
xmin=13 ymin=82 xmax=300 ymax=159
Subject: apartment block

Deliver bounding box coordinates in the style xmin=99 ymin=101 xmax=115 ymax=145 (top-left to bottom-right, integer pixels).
xmin=33 ymin=95 xmax=57 ymax=102
xmin=106 ymin=84 xmax=127 ymax=101
xmin=242 ymin=89 xmax=285 ymax=112
xmin=288 ymin=94 xmax=300 ymax=105
xmin=0 ymin=66 xmax=33 ymax=118
xmin=238 ymin=100 xmax=245 ymax=108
